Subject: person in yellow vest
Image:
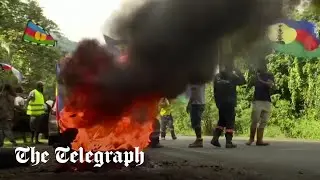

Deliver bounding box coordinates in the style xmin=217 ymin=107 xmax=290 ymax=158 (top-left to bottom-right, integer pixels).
xmin=26 ymin=81 xmax=46 ymax=144
xmin=159 ymin=98 xmax=177 ymax=140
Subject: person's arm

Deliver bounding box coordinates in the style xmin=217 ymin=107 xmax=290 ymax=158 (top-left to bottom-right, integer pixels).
xmin=216 ymin=74 xmax=230 ymax=84
xmin=24 ymin=91 xmax=35 ymax=109
xmin=186 ymin=99 xmax=191 ymax=113
xmin=257 ymin=73 xmax=274 ymax=88
xmin=232 ymin=68 xmax=246 ymax=86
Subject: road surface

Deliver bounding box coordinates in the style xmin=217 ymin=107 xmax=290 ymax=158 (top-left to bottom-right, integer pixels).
xmin=148 ymin=136 xmax=320 ymax=179
xmin=1 ymin=136 xmax=320 ymax=180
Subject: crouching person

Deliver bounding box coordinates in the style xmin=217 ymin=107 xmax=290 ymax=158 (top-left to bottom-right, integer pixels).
xmin=148 ymin=117 xmax=163 ymax=148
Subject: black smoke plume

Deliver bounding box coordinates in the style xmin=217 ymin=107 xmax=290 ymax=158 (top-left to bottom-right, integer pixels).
xmin=59 ymin=0 xmax=283 ymax=118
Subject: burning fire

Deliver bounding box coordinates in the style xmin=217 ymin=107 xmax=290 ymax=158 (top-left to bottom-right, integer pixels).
xmin=58 ymin=89 xmax=159 ymax=152
xmin=57 ymin=39 xmax=161 ymax=153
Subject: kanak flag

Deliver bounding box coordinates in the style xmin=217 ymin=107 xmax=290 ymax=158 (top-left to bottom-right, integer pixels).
xmin=23 ymin=20 xmax=57 ymax=46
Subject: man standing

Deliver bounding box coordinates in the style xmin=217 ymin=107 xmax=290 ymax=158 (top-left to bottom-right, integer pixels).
xmin=0 ymin=84 xmax=18 ymax=147
xmin=211 ymin=64 xmax=246 ymax=148
xmin=187 ymin=84 xmax=206 ymax=148
xmin=26 ymin=81 xmax=46 ymax=144
xmin=13 ymin=86 xmax=28 ymax=143
xmin=159 ymin=98 xmax=177 ymax=140
xmin=246 ymin=64 xmax=274 ymax=146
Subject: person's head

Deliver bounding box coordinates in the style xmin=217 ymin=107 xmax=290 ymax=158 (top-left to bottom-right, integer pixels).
xmin=219 ymin=62 xmax=233 ymax=74
xmin=257 ymin=63 xmax=267 ymax=73
xmin=16 ymin=86 xmax=23 ymax=94
xmin=36 ymin=81 xmax=44 ymax=93
xmin=2 ymin=83 xmax=16 ymax=96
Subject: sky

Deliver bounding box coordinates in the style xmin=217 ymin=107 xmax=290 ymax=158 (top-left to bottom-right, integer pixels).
xmin=37 ymin=0 xmax=125 ymax=43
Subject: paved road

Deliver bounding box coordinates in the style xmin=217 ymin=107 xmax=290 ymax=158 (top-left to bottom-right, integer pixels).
xmin=147 ymin=136 xmax=320 ymax=179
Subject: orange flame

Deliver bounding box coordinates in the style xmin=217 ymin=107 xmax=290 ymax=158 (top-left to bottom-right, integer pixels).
xmin=58 ymin=89 xmax=159 ymax=152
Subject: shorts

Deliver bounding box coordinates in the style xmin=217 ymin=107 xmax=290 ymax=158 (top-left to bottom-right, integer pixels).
xmin=190 ymin=104 xmax=205 ymax=129
xmin=251 ymin=101 xmax=272 ymax=128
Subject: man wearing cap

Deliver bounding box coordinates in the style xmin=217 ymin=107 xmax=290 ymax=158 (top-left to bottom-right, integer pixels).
xmin=26 ymin=81 xmax=46 ymax=144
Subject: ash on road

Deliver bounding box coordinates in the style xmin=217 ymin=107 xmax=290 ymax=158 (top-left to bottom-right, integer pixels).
xmin=0 ymin=136 xmax=320 ymax=180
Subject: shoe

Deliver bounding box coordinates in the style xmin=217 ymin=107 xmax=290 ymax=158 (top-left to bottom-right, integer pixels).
xmin=171 ymin=130 xmax=177 ymax=140
xmin=172 ymin=136 xmax=177 ymax=140
xmin=226 ymin=143 xmax=237 ymax=148
xmin=211 ymin=128 xmax=222 ymax=147
xmin=188 ymin=138 xmax=203 ymax=148
xmin=225 ymin=132 xmax=237 ymax=148
xmin=256 ymin=128 xmax=270 ymax=146
xmin=246 ymin=127 xmax=257 ymax=146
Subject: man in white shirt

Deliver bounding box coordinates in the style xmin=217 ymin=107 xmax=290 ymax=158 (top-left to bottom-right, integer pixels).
xmin=186 ymin=84 xmax=206 ymax=148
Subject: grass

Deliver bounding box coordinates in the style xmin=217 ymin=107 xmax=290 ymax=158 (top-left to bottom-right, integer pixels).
xmin=3 ymin=138 xmax=48 ymax=147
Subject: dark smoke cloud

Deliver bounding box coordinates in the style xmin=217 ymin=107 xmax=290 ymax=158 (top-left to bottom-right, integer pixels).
xmin=60 ymin=0 xmax=284 ymax=118
xmin=111 ymin=0 xmax=283 ymax=95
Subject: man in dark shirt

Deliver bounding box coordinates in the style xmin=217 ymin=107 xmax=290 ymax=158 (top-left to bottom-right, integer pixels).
xmin=211 ymin=64 xmax=246 ymax=148
xmin=246 ymin=64 xmax=275 ymax=146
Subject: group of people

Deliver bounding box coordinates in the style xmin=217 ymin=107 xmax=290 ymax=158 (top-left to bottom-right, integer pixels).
xmin=0 ymin=81 xmax=52 ymax=147
xmin=149 ymin=61 xmax=275 ymax=149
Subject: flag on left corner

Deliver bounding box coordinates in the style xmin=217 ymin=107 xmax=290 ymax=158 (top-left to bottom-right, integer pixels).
xmin=23 ymin=20 xmax=57 ymax=46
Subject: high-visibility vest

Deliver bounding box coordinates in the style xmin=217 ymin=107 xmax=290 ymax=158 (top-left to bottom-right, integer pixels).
xmin=27 ymin=89 xmax=45 ymax=116
xmin=160 ymin=107 xmax=171 ymax=116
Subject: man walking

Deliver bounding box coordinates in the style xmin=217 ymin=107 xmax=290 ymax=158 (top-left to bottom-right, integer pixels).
xmin=187 ymin=84 xmax=206 ymax=148
xmin=159 ymin=98 xmax=177 ymax=140
xmin=246 ymin=64 xmax=274 ymax=146
xmin=211 ymin=63 xmax=246 ymax=148
xmin=0 ymin=84 xmax=18 ymax=147
xmin=26 ymin=81 xmax=46 ymax=144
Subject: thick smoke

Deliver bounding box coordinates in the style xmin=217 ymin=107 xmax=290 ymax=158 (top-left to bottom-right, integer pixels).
xmin=60 ymin=0 xmax=284 ymax=118
xmin=110 ymin=0 xmax=283 ymax=96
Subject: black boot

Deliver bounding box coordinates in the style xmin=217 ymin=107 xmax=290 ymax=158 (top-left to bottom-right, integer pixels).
xmin=225 ymin=132 xmax=237 ymax=148
xmin=211 ymin=128 xmax=222 ymax=147
xmin=171 ymin=130 xmax=177 ymax=140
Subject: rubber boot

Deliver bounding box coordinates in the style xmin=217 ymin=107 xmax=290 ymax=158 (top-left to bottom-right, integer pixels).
xmin=211 ymin=128 xmax=222 ymax=147
xmin=246 ymin=127 xmax=257 ymax=146
xmin=256 ymin=128 xmax=269 ymax=146
xmin=225 ymin=132 xmax=237 ymax=148
xmin=171 ymin=130 xmax=177 ymax=140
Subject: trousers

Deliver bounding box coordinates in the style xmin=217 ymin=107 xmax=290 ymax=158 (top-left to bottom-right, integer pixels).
xmin=251 ymin=101 xmax=271 ymax=128
xmin=190 ymin=104 xmax=205 ymax=129
xmin=149 ymin=118 xmax=160 ymax=144
xmin=160 ymin=115 xmax=174 ymax=137
xmin=216 ymin=102 xmax=235 ymax=131
xmin=0 ymin=121 xmax=16 ymax=147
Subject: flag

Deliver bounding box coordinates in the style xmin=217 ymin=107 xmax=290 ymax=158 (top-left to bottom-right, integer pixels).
xmin=55 ymin=63 xmax=64 ymax=120
xmin=23 ymin=20 xmax=57 ymax=46
xmin=268 ymin=19 xmax=320 ymax=58
xmin=103 ymin=35 xmax=127 ymax=57
xmin=0 ymin=63 xmax=23 ymax=83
